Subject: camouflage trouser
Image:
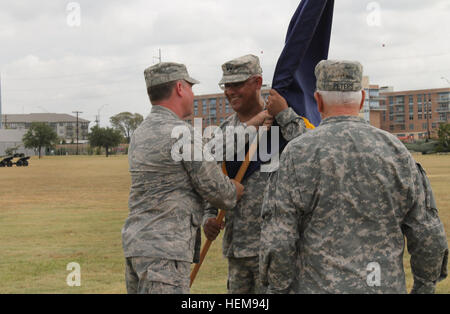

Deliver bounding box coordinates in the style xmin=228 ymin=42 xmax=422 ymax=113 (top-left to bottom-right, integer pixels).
xmin=125 ymin=257 xmax=190 ymax=294
xmin=227 ymin=256 xmax=266 ymax=294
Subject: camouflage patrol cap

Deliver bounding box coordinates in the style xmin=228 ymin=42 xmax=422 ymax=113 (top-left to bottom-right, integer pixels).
xmin=219 ymin=54 xmax=263 ymax=87
xmin=315 ymin=60 xmax=363 ymax=92
xmin=144 ymin=62 xmax=199 ymax=88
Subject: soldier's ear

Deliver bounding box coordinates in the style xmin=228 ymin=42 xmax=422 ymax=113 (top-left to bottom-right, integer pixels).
xmin=359 ymin=90 xmax=366 ymax=111
xmin=314 ymin=92 xmax=324 ymax=113
xmin=254 ymin=76 xmax=263 ymax=89
xmin=175 ymin=81 xmax=184 ymax=97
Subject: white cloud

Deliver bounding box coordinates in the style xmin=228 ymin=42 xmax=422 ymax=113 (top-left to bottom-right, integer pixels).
xmin=0 ymin=0 xmax=449 ymax=126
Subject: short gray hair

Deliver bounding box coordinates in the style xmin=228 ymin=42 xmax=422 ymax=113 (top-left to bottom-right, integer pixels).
xmin=317 ymin=90 xmax=363 ymax=106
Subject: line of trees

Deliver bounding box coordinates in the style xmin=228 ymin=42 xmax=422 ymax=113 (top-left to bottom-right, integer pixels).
xmin=22 ymin=122 xmax=59 ymax=159
xmin=87 ymin=126 xmax=122 ymax=157
xmin=110 ymin=112 xmax=143 ymax=144
xmin=20 ymin=112 xmax=144 ymax=158
xmin=437 ymin=123 xmax=450 ymax=152
xmin=19 ymin=118 xmax=450 ymax=158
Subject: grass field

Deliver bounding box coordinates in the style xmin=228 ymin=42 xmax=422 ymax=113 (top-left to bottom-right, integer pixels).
xmin=0 ymin=153 xmax=449 ymax=294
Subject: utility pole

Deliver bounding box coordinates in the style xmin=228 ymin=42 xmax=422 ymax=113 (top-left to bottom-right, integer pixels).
xmin=72 ymin=111 xmax=82 ymax=155
xmin=153 ymin=48 xmax=162 ymax=64
xmin=425 ymin=99 xmax=431 ymax=142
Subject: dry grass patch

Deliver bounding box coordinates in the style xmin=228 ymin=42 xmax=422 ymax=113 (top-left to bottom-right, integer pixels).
xmin=0 ymin=154 xmax=448 ymax=293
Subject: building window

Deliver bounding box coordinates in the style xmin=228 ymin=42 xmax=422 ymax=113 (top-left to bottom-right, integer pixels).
xmin=438 ymin=92 xmax=450 ymax=101
xmin=409 ymin=114 xmax=414 ymax=120
xmin=396 ymin=96 xmax=405 ymax=104
xmin=225 ymin=99 xmax=232 ymax=113
xmin=210 ymin=99 xmax=217 ymax=116
xmin=389 ymin=96 xmax=394 ymax=105
xmin=389 ymin=125 xmax=394 ymax=131
xmin=409 ymin=124 xmax=414 ymax=130
xmin=194 ymin=100 xmax=199 ymax=116
xmin=202 ymin=100 xmax=208 ymax=115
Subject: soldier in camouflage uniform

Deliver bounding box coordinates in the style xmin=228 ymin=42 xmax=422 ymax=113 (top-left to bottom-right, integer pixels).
xmin=202 ymin=54 xmax=307 ymax=293
xmin=122 ymin=62 xmax=244 ymax=294
xmin=260 ymin=60 xmax=448 ymax=294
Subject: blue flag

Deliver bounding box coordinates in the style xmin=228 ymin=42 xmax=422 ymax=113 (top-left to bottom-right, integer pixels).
xmin=273 ymin=0 xmax=334 ymax=127
xmin=225 ymin=0 xmax=334 ymax=181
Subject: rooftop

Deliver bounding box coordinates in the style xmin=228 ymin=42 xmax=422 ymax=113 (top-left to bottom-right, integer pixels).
xmin=1 ymin=113 xmax=90 ymax=124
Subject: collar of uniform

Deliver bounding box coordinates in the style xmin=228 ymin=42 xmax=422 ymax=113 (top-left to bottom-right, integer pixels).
xmin=233 ymin=99 xmax=268 ymax=126
xmin=150 ymin=105 xmax=181 ymax=121
xmin=320 ymin=115 xmax=367 ymax=126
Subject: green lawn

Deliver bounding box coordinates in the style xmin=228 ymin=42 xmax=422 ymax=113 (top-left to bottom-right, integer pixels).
xmin=0 ymin=154 xmax=448 ymax=293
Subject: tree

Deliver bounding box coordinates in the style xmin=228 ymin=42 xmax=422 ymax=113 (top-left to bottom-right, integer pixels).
xmin=436 ymin=123 xmax=450 ymax=152
xmin=22 ymin=122 xmax=59 ymax=159
xmin=88 ymin=125 xmax=123 ymax=157
xmin=110 ymin=112 xmax=143 ymax=143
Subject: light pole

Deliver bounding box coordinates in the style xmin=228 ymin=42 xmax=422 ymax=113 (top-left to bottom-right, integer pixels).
xmin=153 ymin=49 xmax=162 ymax=64
xmin=72 ymin=111 xmax=82 ymax=155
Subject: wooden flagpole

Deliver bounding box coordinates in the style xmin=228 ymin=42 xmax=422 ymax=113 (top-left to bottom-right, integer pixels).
xmin=190 ymin=132 xmax=260 ymax=287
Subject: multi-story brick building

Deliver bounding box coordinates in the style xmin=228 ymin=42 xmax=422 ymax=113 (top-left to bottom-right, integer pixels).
xmin=187 ymin=78 xmax=385 ymax=129
xmin=186 ymin=84 xmax=450 ymax=142
xmin=1 ymin=113 xmax=90 ymax=142
xmin=376 ymin=88 xmax=450 ymax=140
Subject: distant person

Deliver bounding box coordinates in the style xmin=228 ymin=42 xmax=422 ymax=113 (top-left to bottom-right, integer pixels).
xmin=202 ymin=54 xmax=307 ymax=294
xmin=260 ymin=60 xmax=448 ymax=293
xmin=121 ymin=62 xmax=244 ymax=294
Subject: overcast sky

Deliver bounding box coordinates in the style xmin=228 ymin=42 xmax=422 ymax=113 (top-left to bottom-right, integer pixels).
xmin=0 ymin=0 xmax=449 ymax=126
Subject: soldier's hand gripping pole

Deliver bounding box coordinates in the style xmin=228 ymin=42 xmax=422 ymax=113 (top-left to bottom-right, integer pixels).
xmin=190 ymin=131 xmax=261 ymax=288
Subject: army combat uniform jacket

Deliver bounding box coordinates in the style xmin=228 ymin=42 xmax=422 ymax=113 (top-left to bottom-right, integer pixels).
xmin=260 ymin=116 xmax=448 ymax=293
xmin=203 ymin=107 xmax=306 ymax=258
xmin=122 ymin=105 xmax=237 ymax=264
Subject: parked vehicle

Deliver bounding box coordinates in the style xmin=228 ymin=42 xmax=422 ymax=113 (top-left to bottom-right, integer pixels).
xmin=0 ymin=154 xmax=31 ymax=167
